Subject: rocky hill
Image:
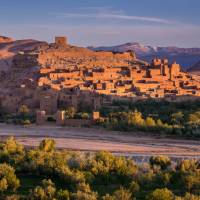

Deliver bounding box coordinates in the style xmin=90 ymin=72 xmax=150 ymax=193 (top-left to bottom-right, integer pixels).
xmin=0 ymin=36 xmax=14 ymax=43
xmin=89 ymin=43 xmax=200 ymax=70
xmin=0 ymin=36 xmax=47 ymax=72
xmin=188 ymin=61 xmax=200 ymax=75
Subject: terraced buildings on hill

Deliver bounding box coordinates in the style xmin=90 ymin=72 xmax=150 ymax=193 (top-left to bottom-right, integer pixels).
xmin=0 ymin=36 xmax=200 ymax=115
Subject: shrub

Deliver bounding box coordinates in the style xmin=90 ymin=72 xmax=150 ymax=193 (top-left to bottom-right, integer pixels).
xmin=39 ymin=139 xmax=55 ymax=152
xmin=65 ymin=107 xmax=76 ymax=119
xmin=112 ymin=187 xmax=132 ymax=200
xmin=30 ymin=179 xmax=56 ymax=200
xmin=146 ymin=188 xmax=174 ymax=200
xmin=0 ymin=163 xmax=20 ymax=192
xmin=150 ymin=156 xmax=171 ymax=170
xmin=72 ymin=182 xmax=98 ymax=200
xmin=129 ymin=181 xmax=140 ymax=194
xmin=145 ymin=117 xmax=156 ymax=127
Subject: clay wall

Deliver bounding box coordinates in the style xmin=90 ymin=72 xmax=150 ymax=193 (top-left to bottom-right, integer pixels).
xmin=64 ymin=119 xmax=92 ymax=127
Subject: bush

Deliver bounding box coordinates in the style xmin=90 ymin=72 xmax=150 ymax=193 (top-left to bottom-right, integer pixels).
xmin=146 ymin=188 xmax=174 ymax=200
xmin=21 ymin=119 xmax=31 ymax=125
xmin=39 ymin=139 xmax=55 ymax=152
xmin=129 ymin=181 xmax=140 ymax=194
xmin=145 ymin=117 xmax=156 ymax=127
xmin=57 ymin=189 xmax=70 ymax=200
xmin=30 ymin=179 xmax=56 ymax=200
xmin=150 ymin=156 xmax=171 ymax=170
xmin=0 ymin=163 xmax=20 ymax=192
xmin=112 ymin=187 xmax=132 ymax=200
xmin=65 ymin=107 xmax=76 ymax=119
xmin=176 ymin=159 xmax=198 ymax=172
xmin=176 ymin=193 xmax=200 ymax=200
xmin=72 ymin=182 xmax=98 ymax=200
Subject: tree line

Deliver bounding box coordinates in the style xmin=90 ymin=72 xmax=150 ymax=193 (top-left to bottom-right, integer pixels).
xmin=99 ymin=99 xmax=200 ymax=137
xmin=0 ymin=137 xmax=200 ymax=199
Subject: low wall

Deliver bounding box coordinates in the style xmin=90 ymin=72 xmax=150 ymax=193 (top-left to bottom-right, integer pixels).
xmin=64 ymin=119 xmax=92 ymax=127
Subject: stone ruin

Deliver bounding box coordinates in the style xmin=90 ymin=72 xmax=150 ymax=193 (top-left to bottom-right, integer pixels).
xmin=55 ymin=36 xmax=68 ymax=48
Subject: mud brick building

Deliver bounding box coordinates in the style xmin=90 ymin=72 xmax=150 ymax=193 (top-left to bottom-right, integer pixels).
xmin=1 ymin=36 xmax=200 ymax=114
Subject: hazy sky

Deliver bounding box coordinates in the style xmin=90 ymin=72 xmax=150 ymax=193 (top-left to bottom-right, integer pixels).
xmin=1 ymin=0 xmax=200 ymax=47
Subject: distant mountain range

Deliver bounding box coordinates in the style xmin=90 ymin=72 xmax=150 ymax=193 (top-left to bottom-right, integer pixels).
xmin=188 ymin=61 xmax=200 ymax=75
xmin=88 ymin=42 xmax=200 ymax=70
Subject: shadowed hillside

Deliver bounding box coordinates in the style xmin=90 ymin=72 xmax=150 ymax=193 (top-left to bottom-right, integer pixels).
xmin=188 ymin=60 xmax=200 ymax=75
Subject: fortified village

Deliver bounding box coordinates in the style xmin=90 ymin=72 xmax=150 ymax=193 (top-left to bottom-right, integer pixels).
xmin=0 ymin=36 xmax=200 ymax=124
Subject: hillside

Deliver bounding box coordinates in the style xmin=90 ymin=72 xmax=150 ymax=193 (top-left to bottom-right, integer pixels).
xmin=0 ymin=36 xmax=46 ymax=72
xmin=188 ymin=60 xmax=200 ymax=75
xmin=89 ymin=43 xmax=200 ymax=70
xmin=0 ymin=36 xmax=14 ymax=43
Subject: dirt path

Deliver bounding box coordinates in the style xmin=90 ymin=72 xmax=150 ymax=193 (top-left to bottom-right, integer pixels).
xmin=0 ymin=124 xmax=200 ymax=158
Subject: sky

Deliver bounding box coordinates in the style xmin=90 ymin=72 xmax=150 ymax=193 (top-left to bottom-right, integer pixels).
xmin=0 ymin=0 xmax=200 ymax=47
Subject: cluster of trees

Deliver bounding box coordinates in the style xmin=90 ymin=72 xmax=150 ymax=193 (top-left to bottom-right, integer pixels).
xmin=100 ymin=110 xmax=173 ymax=134
xmin=99 ymin=100 xmax=200 ymax=137
xmin=4 ymin=105 xmax=35 ymax=126
xmin=1 ymin=99 xmax=200 ymax=138
xmin=0 ymin=137 xmax=200 ymax=199
xmin=65 ymin=107 xmax=90 ymax=120
xmin=2 ymin=105 xmax=92 ymax=125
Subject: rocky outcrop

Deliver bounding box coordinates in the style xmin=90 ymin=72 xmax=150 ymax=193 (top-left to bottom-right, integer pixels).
xmin=0 ymin=36 xmax=14 ymax=43
xmin=0 ymin=36 xmax=47 ymax=72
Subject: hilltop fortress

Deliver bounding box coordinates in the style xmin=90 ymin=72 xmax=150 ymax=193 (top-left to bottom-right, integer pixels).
xmin=0 ymin=36 xmax=200 ymax=114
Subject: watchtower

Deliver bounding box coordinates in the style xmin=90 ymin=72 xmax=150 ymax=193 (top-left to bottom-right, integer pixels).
xmin=55 ymin=36 xmax=68 ymax=48
xmin=170 ymin=62 xmax=181 ymax=80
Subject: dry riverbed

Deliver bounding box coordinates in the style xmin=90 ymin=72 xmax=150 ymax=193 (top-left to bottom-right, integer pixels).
xmin=0 ymin=123 xmax=199 ymax=159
